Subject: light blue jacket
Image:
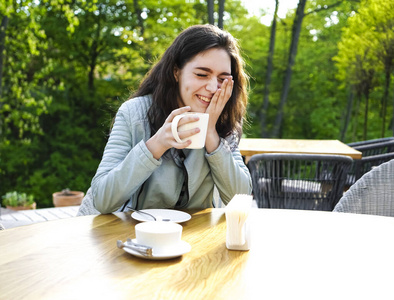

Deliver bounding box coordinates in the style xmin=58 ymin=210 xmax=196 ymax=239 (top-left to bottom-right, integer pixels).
xmin=78 ymin=95 xmax=252 ymax=215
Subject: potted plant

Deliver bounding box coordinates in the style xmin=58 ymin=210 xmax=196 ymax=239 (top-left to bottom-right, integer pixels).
xmin=52 ymin=188 xmax=84 ymax=207
xmin=2 ymin=191 xmax=37 ymax=211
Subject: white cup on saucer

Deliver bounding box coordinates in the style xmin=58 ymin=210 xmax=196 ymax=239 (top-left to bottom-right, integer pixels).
xmin=171 ymin=112 xmax=209 ymax=149
xmin=135 ymin=221 xmax=183 ymax=255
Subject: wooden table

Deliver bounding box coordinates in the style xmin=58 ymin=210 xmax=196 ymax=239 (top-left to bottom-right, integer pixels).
xmin=1 ymin=208 xmax=394 ymax=299
xmin=239 ymin=138 xmax=362 ymax=163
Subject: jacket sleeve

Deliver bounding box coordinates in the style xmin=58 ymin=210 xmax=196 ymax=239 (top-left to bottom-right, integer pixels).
xmin=205 ymin=134 xmax=252 ymax=205
xmin=90 ymin=103 xmax=161 ymax=214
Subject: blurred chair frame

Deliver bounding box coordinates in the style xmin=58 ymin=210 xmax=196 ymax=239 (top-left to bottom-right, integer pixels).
xmin=334 ymin=159 xmax=394 ymax=217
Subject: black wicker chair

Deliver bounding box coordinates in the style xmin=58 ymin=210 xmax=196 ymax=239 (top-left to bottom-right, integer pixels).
xmin=353 ymin=152 xmax=394 ymax=182
xmin=248 ymin=153 xmax=353 ymax=211
xmin=350 ymin=139 xmax=394 ymax=157
xmin=346 ymin=139 xmax=394 ymax=187
xmin=347 ymin=137 xmax=394 ymax=148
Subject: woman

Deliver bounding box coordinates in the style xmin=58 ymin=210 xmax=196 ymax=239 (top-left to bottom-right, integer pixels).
xmin=78 ymin=24 xmax=252 ymax=215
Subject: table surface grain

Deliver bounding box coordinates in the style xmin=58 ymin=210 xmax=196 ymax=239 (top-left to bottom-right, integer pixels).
xmin=239 ymin=138 xmax=362 ymax=160
xmin=1 ymin=208 xmax=394 ymax=300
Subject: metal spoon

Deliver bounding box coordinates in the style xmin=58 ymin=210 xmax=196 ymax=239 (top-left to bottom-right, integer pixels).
xmin=129 ymin=208 xmax=170 ymax=221
xmin=117 ymin=240 xmax=153 ymax=257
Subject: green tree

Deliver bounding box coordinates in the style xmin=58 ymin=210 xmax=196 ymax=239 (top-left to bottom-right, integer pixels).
xmin=260 ymin=0 xmax=279 ymax=138
xmin=334 ymin=0 xmax=394 ymax=140
xmin=2 ymin=0 xmax=392 ymax=208
xmin=0 ymin=1 xmax=52 ymax=143
xmin=0 ymin=0 xmax=208 ymax=206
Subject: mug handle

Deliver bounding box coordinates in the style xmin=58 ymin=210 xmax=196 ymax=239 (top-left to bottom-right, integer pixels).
xmin=171 ymin=115 xmax=185 ymax=143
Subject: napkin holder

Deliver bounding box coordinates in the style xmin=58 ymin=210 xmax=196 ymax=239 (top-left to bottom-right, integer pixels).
xmin=225 ymin=194 xmax=253 ymax=251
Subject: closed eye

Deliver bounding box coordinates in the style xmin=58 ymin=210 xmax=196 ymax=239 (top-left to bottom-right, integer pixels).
xmin=195 ymin=73 xmax=207 ymax=77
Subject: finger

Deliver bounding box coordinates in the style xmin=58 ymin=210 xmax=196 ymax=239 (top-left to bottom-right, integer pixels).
xmin=174 ymin=140 xmax=192 ymax=149
xmin=220 ymin=78 xmax=233 ymax=101
xmin=222 ymin=76 xmax=233 ymax=91
xmin=210 ymin=88 xmax=222 ymax=106
xmin=205 ymin=76 xmax=233 ymax=114
xmin=215 ymin=80 xmax=233 ymax=109
xmin=176 ymin=115 xmax=200 ymax=127
xmin=166 ymin=106 xmax=192 ymax=122
xmin=177 ymin=127 xmax=201 ymax=140
xmin=161 ymin=123 xmax=191 ymax=149
xmin=171 ymin=129 xmax=200 ymax=149
xmin=223 ymin=79 xmax=234 ymax=102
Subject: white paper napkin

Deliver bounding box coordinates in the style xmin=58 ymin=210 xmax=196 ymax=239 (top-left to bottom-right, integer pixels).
xmin=225 ymin=194 xmax=253 ymax=250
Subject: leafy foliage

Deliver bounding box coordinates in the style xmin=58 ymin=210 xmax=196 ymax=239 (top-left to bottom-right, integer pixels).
xmin=2 ymin=191 xmax=35 ymax=207
xmin=334 ymin=0 xmax=394 ymax=140
xmin=0 ymin=0 xmax=393 ymax=207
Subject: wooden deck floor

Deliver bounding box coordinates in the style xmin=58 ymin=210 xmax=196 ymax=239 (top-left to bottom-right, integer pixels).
xmin=0 ymin=206 xmax=79 ymax=230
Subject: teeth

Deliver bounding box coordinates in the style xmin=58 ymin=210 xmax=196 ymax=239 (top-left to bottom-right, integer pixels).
xmin=198 ymin=95 xmax=211 ymax=103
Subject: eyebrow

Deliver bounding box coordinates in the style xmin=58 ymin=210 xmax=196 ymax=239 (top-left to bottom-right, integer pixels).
xmin=195 ymin=67 xmax=231 ymax=76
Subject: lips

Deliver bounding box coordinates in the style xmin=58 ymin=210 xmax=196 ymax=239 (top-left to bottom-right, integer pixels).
xmin=197 ymin=95 xmax=211 ymax=103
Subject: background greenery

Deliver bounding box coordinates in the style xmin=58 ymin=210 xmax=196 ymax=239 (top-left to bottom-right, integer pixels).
xmin=1 ymin=0 xmax=393 ymax=207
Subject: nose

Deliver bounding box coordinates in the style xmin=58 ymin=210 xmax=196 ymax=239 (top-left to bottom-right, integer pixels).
xmin=206 ymin=78 xmax=220 ymax=93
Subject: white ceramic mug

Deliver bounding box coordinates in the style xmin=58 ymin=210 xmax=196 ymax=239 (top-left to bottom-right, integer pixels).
xmin=171 ymin=112 xmax=209 ymax=149
xmin=135 ymin=221 xmax=183 ymax=254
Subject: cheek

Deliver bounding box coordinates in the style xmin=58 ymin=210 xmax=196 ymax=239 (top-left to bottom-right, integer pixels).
xmin=180 ymin=78 xmax=197 ymax=94
xmin=178 ymin=80 xmax=192 ymax=103
xmin=179 ymin=84 xmax=190 ymax=98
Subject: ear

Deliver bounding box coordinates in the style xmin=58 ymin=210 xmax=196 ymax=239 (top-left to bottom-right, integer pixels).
xmin=174 ymin=66 xmax=179 ymax=82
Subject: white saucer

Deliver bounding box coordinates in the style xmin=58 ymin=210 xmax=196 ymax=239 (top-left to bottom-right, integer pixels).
xmin=131 ymin=209 xmax=191 ymax=223
xmin=123 ymin=239 xmax=191 ymax=260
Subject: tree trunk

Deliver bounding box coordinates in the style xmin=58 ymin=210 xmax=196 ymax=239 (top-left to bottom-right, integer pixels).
xmin=271 ymin=0 xmax=307 ymax=137
xmin=218 ymin=0 xmax=225 ymax=29
xmin=392 ymin=83 xmax=394 ymax=135
xmin=0 ymin=15 xmax=9 ymax=98
xmin=88 ymin=24 xmax=101 ymax=93
xmin=260 ymin=0 xmax=279 ymax=137
xmin=133 ymin=0 xmax=150 ymax=62
xmin=360 ymin=67 xmax=374 ymax=140
xmin=381 ymin=68 xmax=391 ymax=137
xmin=363 ymin=92 xmax=369 ymax=141
xmin=88 ymin=53 xmax=97 ymax=93
xmin=340 ymin=88 xmax=354 ymax=141
xmin=0 ymin=15 xmax=9 ymax=141
xmin=133 ymin=0 xmax=145 ymax=36
xmin=133 ymin=0 xmax=152 ymax=62
xmin=207 ymin=0 xmax=214 ymax=25
xmin=352 ymin=94 xmax=361 ymax=142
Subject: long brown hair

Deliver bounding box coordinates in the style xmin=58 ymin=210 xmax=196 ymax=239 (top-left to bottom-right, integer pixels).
xmin=132 ymin=24 xmax=248 ymax=139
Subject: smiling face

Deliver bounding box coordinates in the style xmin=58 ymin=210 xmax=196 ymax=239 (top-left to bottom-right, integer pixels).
xmin=174 ymin=48 xmax=232 ymax=113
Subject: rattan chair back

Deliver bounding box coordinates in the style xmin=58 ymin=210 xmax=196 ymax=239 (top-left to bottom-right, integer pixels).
xmin=248 ymin=153 xmax=353 ymax=211
xmin=334 ymin=159 xmax=394 ymax=216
